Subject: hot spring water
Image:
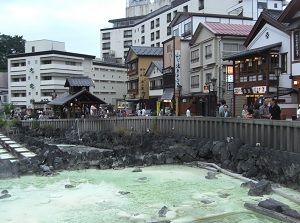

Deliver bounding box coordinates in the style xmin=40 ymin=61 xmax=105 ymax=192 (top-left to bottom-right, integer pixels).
xmin=0 ymin=165 xmax=299 ymax=223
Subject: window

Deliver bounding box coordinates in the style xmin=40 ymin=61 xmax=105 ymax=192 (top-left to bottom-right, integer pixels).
xmin=32 ymin=46 xmax=35 ymax=52
xmin=102 ymin=32 xmax=110 ymax=40
xmin=156 ymin=42 xmax=160 ymax=47
xmin=205 ymin=73 xmax=212 ymax=84
xmin=183 ymin=5 xmax=188 ymax=12
xmin=173 ymin=29 xmax=179 ymax=36
xmin=102 ymin=42 xmax=110 ymax=50
xmin=240 ymin=76 xmax=247 ymax=82
xmin=141 ymin=25 xmax=145 ymax=33
xmin=124 ymin=51 xmax=128 ymax=58
xmin=151 ymin=32 xmax=154 ymax=41
xmin=205 ymin=45 xmax=212 ymax=59
xmin=167 ymin=27 xmax=171 ymax=36
xmin=35 ymin=76 xmax=38 ymax=79
xmin=173 ymin=10 xmax=177 ymax=18
xmin=191 ymin=50 xmax=199 ymax=63
xmin=274 ymin=3 xmax=277 ymax=8
xmin=199 ymin=0 xmax=204 ymax=10
xmin=222 ymin=43 xmax=245 ymax=57
xmin=281 ymin=53 xmax=287 ymax=73
xmin=124 ymin=40 xmax=132 ymax=48
xmin=167 ymin=13 xmax=171 ymax=22
xmin=66 ymin=61 xmax=76 ymax=66
xmin=141 ymin=36 xmax=145 ymax=44
xmin=156 ymin=18 xmax=160 ymax=27
xmin=191 ymin=75 xmax=199 ymax=88
xmin=156 ymin=30 xmax=160 ymax=39
xmin=42 ymin=60 xmax=51 ymax=64
xmin=183 ymin=22 xmax=192 ymax=36
xmin=124 ymin=30 xmax=132 ymax=38
xmin=151 ymin=21 xmax=154 ymax=29
xmin=258 ymin=2 xmax=267 ymax=9
xmin=249 ymin=75 xmax=256 ymax=81
xmin=28 ymin=76 xmax=30 ymax=80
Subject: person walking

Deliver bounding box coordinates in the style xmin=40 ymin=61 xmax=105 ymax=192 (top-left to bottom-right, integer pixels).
xmin=186 ymin=107 xmax=191 ymax=117
xmin=269 ymin=98 xmax=281 ymax=120
xmin=259 ymin=98 xmax=271 ymax=119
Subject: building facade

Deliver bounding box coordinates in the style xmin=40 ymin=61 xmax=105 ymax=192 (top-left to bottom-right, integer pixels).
xmin=0 ymin=72 xmax=8 ymax=112
xmin=7 ymin=40 xmax=127 ymax=112
xmin=100 ymin=0 xmax=287 ymax=62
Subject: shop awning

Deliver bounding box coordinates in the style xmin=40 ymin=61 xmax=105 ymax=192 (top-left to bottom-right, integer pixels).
xmin=161 ymin=88 xmax=174 ymax=101
xmin=264 ymin=87 xmax=298 ymax=98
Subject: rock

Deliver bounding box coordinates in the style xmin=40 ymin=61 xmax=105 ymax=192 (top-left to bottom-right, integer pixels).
xmin=248 ymin=180 xmax=272 ymax=196
xmin=201 ymin=199 xmax=214 ymax=204
xmin=219 ymin=193 xmax=230 ymax=198
xmin=132 ymin=167 xmax=142 ymax=172
xmin=241 ymin=181 xmax=256 ymax=188
xmin=118 ymin=191 xmax=130 ymax=195
xmin=0 ymin=193 xmax=11 ymax=199
xmin=205 ymin=172 xmax=218 ymax=179
xmin=158 ymin=206 xmax=168 ymax=217
xmin=65 ymin=184 xmax=75 ymax=189
xmin=1 ymin=190 xmax=9 ymax=194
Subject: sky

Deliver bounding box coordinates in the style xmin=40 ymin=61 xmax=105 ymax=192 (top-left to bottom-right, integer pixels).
xmin=0 ymin=0 xmax=126 ymax=58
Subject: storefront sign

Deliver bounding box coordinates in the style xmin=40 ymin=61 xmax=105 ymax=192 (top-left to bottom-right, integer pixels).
xmin=175 ymin=50 xmax=181 ymax=87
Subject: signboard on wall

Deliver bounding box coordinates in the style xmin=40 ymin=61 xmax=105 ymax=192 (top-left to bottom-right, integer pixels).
xmin=175 ymin=50 xmax=181 ymax=87
xmin=294 ymin=31 xmax=299 ymax=60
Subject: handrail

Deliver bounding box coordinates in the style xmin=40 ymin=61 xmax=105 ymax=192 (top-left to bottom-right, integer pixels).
xmin=19 ymin=117 xmax=300 ymax=153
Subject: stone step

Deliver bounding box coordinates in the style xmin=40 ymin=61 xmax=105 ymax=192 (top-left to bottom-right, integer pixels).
xmin=14 ymin=147 xmax=30 ymax=153
xmin=0 ymin=149 xmax=7 ymax=154
xmin=20 ymin=152 xmax=36 ymax=158
xmin=0 ymin=153 xmax=17 ymax=159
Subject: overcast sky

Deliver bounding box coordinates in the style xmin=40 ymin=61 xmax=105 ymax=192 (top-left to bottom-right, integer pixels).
xmin=0 ymin=0 xmax=126 ymax=58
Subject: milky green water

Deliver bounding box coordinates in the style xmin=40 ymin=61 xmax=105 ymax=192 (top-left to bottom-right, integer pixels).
xmin=0 ymin=165 xmax=299 ymax=223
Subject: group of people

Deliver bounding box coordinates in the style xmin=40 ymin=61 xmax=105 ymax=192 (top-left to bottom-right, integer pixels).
xmin=242 ymin=98 xmax=281 ymax=120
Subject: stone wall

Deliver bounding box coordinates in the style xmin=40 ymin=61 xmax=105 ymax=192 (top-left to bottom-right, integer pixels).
xmin=1 ymin=127 xmax=300 ymax=190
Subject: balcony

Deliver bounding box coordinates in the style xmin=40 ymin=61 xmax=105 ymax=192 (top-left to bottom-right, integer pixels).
xmin=40 ymin=64 xmax=83 ymax=71
xmin=11 ymin=82 xmax=26 ymax=87
xmin=10 ymin=66 xmax=26 ymax=72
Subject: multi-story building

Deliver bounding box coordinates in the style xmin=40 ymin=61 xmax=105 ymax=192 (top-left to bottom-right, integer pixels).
xmin=0 ymin=72 xmax=8 ymax=111
xmin=125 ymin=46 xmax=163 ymax=110
xmin=278 ymin=0 xmax=300 ymax=105
xmin=7 ymin=40 xmax=127 ymax=111
xmin=188 ymin=22 xmax=253 ymax=116
xmin=91 ymin=60 xmax=127 ymax=109
xmin=223 ymin=8 xmax=297 ymax=118
xmin=100 ymin=0 xmax=288 ymax=62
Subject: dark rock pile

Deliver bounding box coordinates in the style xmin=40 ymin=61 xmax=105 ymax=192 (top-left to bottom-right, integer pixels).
xmin=0 ymin=127 xmax=300 ymax=190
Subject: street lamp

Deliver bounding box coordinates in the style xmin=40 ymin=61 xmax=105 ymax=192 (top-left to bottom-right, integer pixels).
xmin=274 ymin=65 xmax=282 ymax=101
xmin=177 ymin=84 xmax=182 ymax=116
xmin=206 ymin=77 xmax=217 ymax=116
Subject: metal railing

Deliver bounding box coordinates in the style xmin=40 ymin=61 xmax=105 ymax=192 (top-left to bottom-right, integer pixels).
xmin=20 ymin=116 xmax=300 ymax=153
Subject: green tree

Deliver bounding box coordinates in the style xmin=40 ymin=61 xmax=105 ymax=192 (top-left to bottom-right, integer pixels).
xmin=0 ymin=34 xmax=26 ymax=71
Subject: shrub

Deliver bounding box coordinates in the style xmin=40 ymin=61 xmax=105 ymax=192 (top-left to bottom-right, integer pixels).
xmin=32 ymin=120 xmax=40 ymax=129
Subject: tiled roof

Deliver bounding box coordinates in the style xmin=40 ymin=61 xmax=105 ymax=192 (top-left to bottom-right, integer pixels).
xmin=48 ymin=90 xmax=106 ymax=106
xmin=152 ymin=61 xmax=163 ymax=72
xmin=64 ymin=76 xmax=95 ymax=87
xmin=131 ymin=46 xmax=163 ymax=56
xmin=203 ymin=22 xmax=253 ymax=36
xmin=261 ymin=9 xmax=289 ymax=27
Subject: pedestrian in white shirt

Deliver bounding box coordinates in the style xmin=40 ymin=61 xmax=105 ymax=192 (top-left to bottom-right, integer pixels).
xmin=186 ymin=107 xmax=191 ymax=117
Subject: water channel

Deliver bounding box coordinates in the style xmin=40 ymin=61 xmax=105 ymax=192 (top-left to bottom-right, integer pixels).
xmin=0 ymin=165 xmax=299 ymax=223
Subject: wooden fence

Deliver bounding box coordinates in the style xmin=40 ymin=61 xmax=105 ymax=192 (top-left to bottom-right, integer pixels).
xmin=21 ymin=116 xmax=300 ymax=153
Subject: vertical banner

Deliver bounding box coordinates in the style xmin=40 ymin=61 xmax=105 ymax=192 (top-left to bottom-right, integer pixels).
xmin=294 ymin=31 xmax=299 ymax=60
xmin=175 ymin=50 xmax=181 ymax=87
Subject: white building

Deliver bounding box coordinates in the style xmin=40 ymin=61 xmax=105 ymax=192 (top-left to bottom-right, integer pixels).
xmin=0 ymin=72 xmax=8 ymax=111
xmin=7 ymin=40 xmax=127 ymax=111
xmin=100 ymin=0 xmax=288 ymax=62
xmin=91 ymin=60 xmax=127 ymax=108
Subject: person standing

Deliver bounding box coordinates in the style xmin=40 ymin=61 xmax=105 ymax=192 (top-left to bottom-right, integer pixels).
xmin=253 ymin=103 xmax=260 ymax=119
xmin=259 ymin=98 xmax=271 ymax=119
xmin=220 ymin=105 xmax=231 ymax=117
xmin=242 ymin=104 xmax=248 ymax=118
xmin=269 ymin=98 xmax=281 ymax=120
xmin=218 ymin=100 xmax=226 ymax=117
xmin=186 ymin=107 xmax=191 ymax=117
